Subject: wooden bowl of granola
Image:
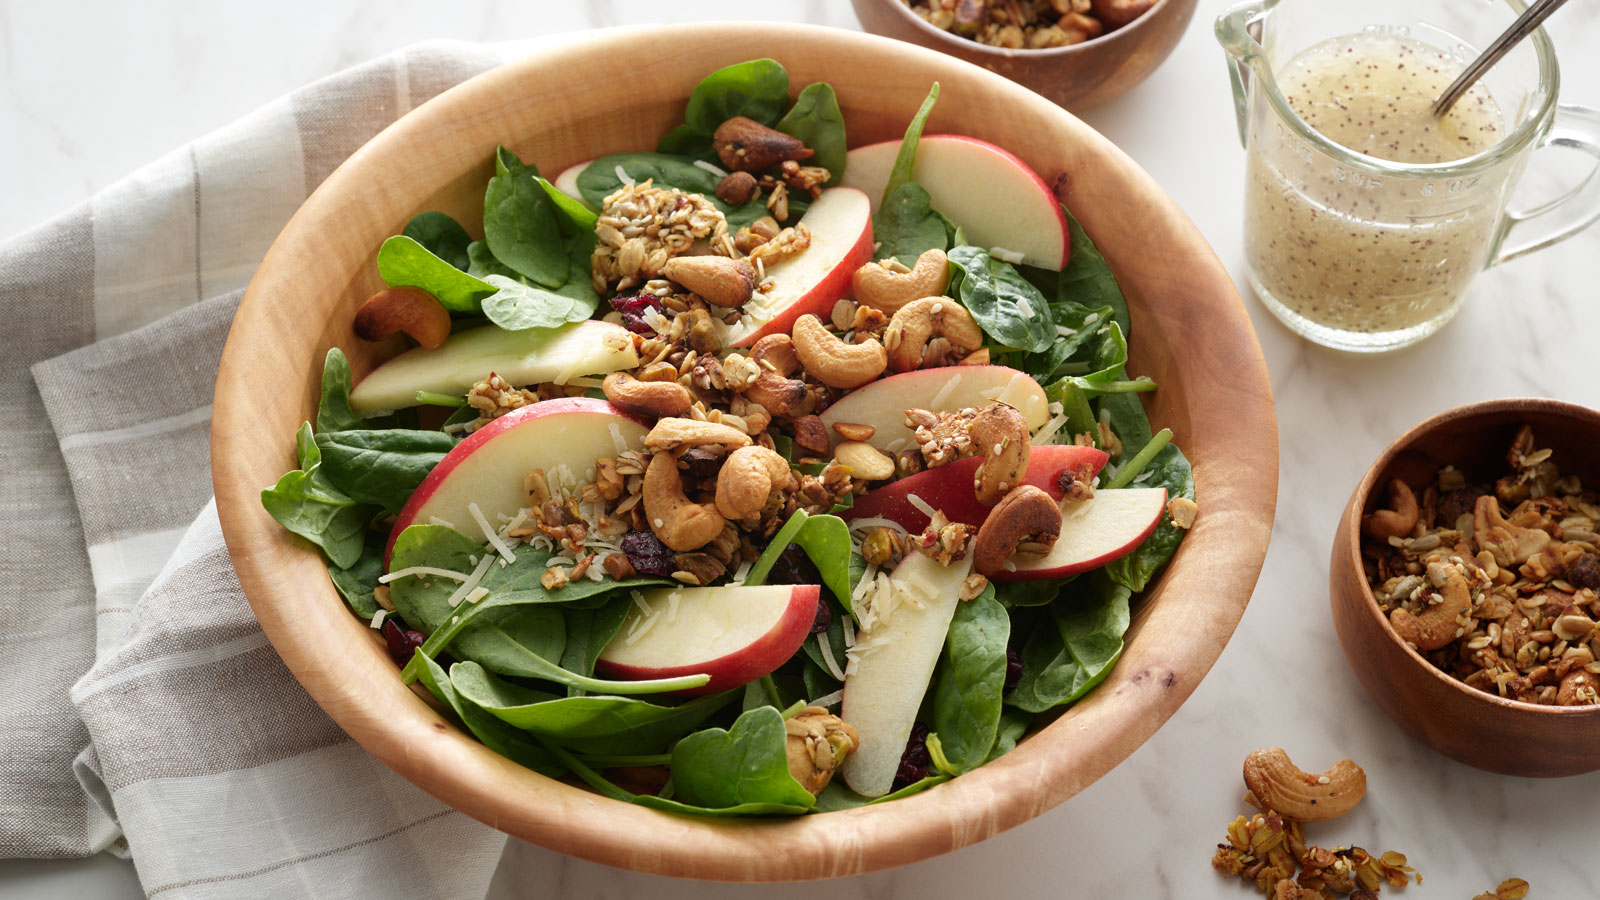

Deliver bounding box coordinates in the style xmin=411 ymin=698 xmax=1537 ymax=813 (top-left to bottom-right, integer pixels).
xmin=1330 ymin=399 xmax=1600 ymax=778
xmin=851 ymin=0 xmax=1199 ymax=109
xmin=212 ymin=23 xmax=1277 ymax=878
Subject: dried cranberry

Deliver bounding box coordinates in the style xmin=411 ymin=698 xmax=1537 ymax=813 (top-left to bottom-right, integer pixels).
xmin=1572 ymin=553 xmax=1600 ymax=590
xmin=621 ymin=530 xmax=677 ymax=577
xmin=764 ymin=543 xmax=821 ymax=587
xmin=608 ymin=293 xmax=662 ymax=335
xmin=1004 ymin=646 xmax=1024 ymax=691
xmin=810 ymin=598 xmax=833 ymax=635
xmin=382 ymin=617 xmax=427 ymax=667
xmin=892 ymin=722 xmax=932 ymax=790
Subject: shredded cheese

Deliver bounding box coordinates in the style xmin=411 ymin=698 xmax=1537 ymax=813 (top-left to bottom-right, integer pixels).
xmin=1017 ymin=297 xmax=1035 ymax=318
xmin=608 ymin=423 xmax=628 ymax=455
xmin=469 ymin=502 xmax=516 ymax=563
xmin=816 ymin=632 xmax=847 ymax=681
xmin=1032 ymin=412 xmax=1069 ymax=446
xmin=928 ymin=373 xmax=962 ymax=413
xmin=427 ymin=516 xmax=456 ymax=529
xmin=840 ymin=614 xmax=856 ymax=649
xmin=614 ymin=164 xmax=634 ymax=185
xmin=379 ymin=566 xmax=469 ymax=585
xmin=905 ymin=493 xmax=937 ymax=520
xmin=444 ymin=553 xmax=497 ymax=608
xmin=693 ymin=159 xmax=728 ymax=178
xmin=988 ymin=246 xmax=1025 ymax=264
xmin=812 ymin=689 xmax=844 ymax=708
xmin=464 ymin=587 xmax=490 ymax=605
xmin=369 ymin=609 xmax=388 ymax=630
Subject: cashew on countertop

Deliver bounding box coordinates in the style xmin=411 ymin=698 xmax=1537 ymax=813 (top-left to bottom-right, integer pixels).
xmin=1242 ymin=747 xmax=1367 ymax=822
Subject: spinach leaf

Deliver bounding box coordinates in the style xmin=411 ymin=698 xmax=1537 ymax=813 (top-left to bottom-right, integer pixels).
xmin=774 ymin=82 xmax=846 ymax=185
xmin=883 ymin=82 xmax=940 ymax=206
xmin=479 ymin=274 xmax=597 ymax=332
xmin=983 ymin=708 xmax=1031 ymax=763
xmin=313 ymin=429 xmax=453 ymax=514
xmin=814 ymin=774 xmax=951 ymax=811
xmin=680 ymin=58 xmax=791 ymax=137
xmin=465 ymin=240 xmax=519 ymax=282
xmin=558 ymin=597 xmax=632 ymax=697
xmin=669 ymin=706 xmax=815 ymax=811
xmin=875 ymin=182 xmax=949 ymax=268
xmin=412 ymin=651 xmax=566 ymax=778
xmin=315 ymin=348 xmax=363 ymax=434
xmin=1105 ymin=444 xmax=1193 ymax=592
xmin=1010 ymin=302 xmax=1114 ymax=383
xmin=327 ymin=537 xmax=385 ymax=619
xmin=743 ymin=509 xmax=855 ymax=616
xmin=377 ymin=235 xmax=496 ymax=314
xmin=575 ymin=153 xmax=770 ymax=229
xmin=993 ymin=577 xmax=1072 ymax=608
xmin=1006 ymin=573 xmax=1130 ymax=713
xmin=402 ymin=211 xmax=473 ymax=272
xmin=448 ymin=661 xmax=735 ymax=755
xmin=657 ymin=124 xmax=713 ymax=160
xmin=947 ymin=245 xmax=1055 ymax=354
xmin=932 ymin=585 xmax=1009 ymax=772
xmin=483 ymin=147 xmax=566 ymax=289
xmin=260 ymin=423 xmax=374 ymax=569
xmin=798 ymin=596 xmax=848 ymax=686
xmin=537 ymin=176 xmax=599 ymax=231
xmin=539 ymin=738 xmax=811 ymax=817
xmin=1058 ymin=205 xmax=1128 ymax=336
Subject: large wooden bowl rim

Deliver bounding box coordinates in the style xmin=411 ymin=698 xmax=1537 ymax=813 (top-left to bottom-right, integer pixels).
xmin=862 ymin=0 xmax=1182 ymax=56
xmin=212 ymin=23 xmax=1278 ymax=880
xmin=1340 ymin=396 xmax=1600 ymax=719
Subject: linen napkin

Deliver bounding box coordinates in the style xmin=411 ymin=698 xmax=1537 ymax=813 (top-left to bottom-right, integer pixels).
xmin=3 ymin=39 xmax=547 ymax=897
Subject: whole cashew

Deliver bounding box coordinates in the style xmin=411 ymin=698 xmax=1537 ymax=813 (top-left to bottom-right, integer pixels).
xmin=644 ymin=417 xmax=752 ymax=454
xmin=602 ymin=372 xmax=692 ymax=418
xmin=791 ymin=314 xmax=887 ymax=389
xmin=851 ymin=249 xmax=950 ymax=314
xmin=714 ymin=445 xmax=792 ymax=519
xmin=1390 ymin=561 xmax=1472 ymax=651
xmin=744 ymin=334 xmax=809 ymax=416
xmin=1362 ymin=479 xmax=1419 ymax=541
xmin=1242 ymin=747 xmax=1366 ymax=822
xmin=883 ymin=296 xmax=985 ymax=373
xmin=973 ymin=485 xmax=1062 ymax=577
xmin=969 ymin=403 xmax=1032 ymax=506
xmin=1474 ymin=494 xmax=1551 ymax=567
xmin=661 ymin=255 xmax=755 ymax=308
xmin=643 ymin=451 xmax=725 ymax=552
xmin=352 ymin=286 xmax=451 ymax=349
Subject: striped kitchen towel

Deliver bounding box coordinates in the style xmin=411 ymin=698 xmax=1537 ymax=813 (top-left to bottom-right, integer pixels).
xmin=5 ymin=39 xmax=535 ymax=898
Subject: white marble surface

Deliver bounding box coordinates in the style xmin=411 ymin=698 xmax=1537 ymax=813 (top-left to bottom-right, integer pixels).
xmin=4 ymin=1 xmax=1600 ymax=897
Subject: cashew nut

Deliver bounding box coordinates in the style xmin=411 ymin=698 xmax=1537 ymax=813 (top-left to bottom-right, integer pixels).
xmin=644 ymin=416 xmax=752 ymax=455
xmin=851 ymin=249 xmax=950 ymax=314
xmin=661 ymin=255 xmax=754 ymax=308
xmin=791 ymin=314 xmax=887 ymax=389
xmin=883 ymin=296 xmax=985 ymax=373
xmin=834 ymin=440 xmax=895 ymax=481
xmin=714 ymin=445 xmax=792 ymax=519
xmin=1390 ymin=561 xmax=1472 ymax=651
xmin=602 ymin=372 xmax=692 ymax=418
xmin=973 ymin=485 xmax=1062 ymax=577
xmin=1363 ymin=479 xmax=1419 ymax=541
xmin=1242 ymin=748 xmax=1365 ymax=822
xmin=1474 ymin=495 xmax=1551 ymax=566
xmin=643 ymin=452 xmax=725 ymax=552
xmin=969 ymin=403 xmax=1032 ymax=506
xmin=1557 ymin=669 xmax=1600 ymax=706
xmin=744 ymin=334 xmax=809 ymax=416
xmin=352 ymin=286 xmax=451 ymax=349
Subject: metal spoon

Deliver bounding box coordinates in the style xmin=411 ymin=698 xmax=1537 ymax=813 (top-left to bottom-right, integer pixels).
xmin=1434 ymin=0 xmax=1571 ymax=116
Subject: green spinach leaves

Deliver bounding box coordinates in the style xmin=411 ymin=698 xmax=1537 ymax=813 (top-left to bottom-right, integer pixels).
xmin=948 ymin=245 xmax=1056 ymax=354
xmin=1006 ymin=573 xmax=1131 ymax=713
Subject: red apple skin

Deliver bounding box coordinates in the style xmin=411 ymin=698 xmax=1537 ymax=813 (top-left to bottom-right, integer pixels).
xmin=728 ymin=201 xmax=874 ymax=348
xmin=845 ymin=134 xmax=1069 ymax=269
xmin=991 ymin=487 xmax=1169 ymax=582
xmin=384 ymin=397 xmax=644 ymax=563
xmin=594 ymin=585 xmax=820 ymax=695
xmin=845 ymin=444 xmax=1109 ymax=531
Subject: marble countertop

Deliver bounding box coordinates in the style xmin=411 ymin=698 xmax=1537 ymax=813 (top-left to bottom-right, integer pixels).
xmin=5 ymin=1 xmax=1598 ymax=897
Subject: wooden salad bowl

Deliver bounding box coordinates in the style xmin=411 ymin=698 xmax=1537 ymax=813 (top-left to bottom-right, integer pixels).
xmin=212 ymin=24 xmax=1277 ymax=879
xmin=851 ymin=0 xmax=1199 ymax=109
xmin=1329 ymin=399 xmax=1600 ymax=778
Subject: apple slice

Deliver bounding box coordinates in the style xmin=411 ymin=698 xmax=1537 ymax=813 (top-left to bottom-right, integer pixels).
xmin=596 ymin=584 xmax=821 ymax=695
xmin=840 ymin=135 xmax=1069 ymax=269
xmin=847 ymin=444 xmax=1109 ymax=530
xmin=819 ymin=365 xmax=1049 ymax=454
xmin=994 ymin=487 xmax=1169 ymax=582
xmin=386 ymin=397 xmax=646 ymax=562
xmin=553 ymin=159 xmax=591 ymax=204
xmin=841 ymin=549 xmax=975 ymax=797
xmin=725 ymin=187 xmax=874 ymax=348
xmin=349 ymin=319 xmax=638 ymax=416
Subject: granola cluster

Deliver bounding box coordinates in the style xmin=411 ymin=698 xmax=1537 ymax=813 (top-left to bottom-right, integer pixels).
xmin=905 ymin=0 xmax=1146 ymax=49
xmin=1363 ymin=426 xmax=1600 ymax=706
xmin=1212 ymin=811 xmax=1416 ymax=899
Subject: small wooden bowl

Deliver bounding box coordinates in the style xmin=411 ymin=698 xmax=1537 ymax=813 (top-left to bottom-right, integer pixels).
xmin=1329 ymin=399 xmax=1600 ymax=778
xmin=213 ymin=24 xmax=1277 ymax=878
xmin=850 ymin=0 xmax=1199 ymax=109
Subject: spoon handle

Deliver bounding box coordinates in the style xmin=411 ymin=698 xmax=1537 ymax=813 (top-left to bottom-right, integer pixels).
xmin=1433 ymin=0 xmax=1572 ymax=117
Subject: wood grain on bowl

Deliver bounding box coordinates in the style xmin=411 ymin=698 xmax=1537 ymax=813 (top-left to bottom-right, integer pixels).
xmin=212 ymin=24 xmax=1276 ymax=879
xmin=1329 ymin=399 xmax=1600 ymax=778
xmin=851 ymin=0 xmax=1199 ymax=109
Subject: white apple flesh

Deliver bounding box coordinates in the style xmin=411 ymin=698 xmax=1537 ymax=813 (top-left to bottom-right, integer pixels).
xmin=725 ymin=187 xmax=874 ymax=347
xmin=349 ymin=319 xmax=639 ymax=416
xmin=596 ymin=584 xmax=821 ymax=695
xmin=819 ymin=365 xmax=1050 ymax=455
xmin=840 ymin=549 xmax=976 ymax=797
xmin=847 ymin=443 xmax=1109 ymax=530
xmin=553 ymin=159 xmax=590 ymax=205
xmin=839 ymin=135 xmax=1069 ymax=270
xmin=994 ymin=487 xmax=1170 ymax=582
xmin=386 ymin=397 xmax=646 ymax=562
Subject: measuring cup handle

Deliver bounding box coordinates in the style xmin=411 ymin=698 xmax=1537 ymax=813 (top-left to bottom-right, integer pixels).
xmin=1489 ymin=103 xmax=1600 ymax=266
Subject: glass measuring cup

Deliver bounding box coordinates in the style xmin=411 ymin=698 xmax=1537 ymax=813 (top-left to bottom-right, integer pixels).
xmin=1217 ymin=0 xmax=1600 ymax=353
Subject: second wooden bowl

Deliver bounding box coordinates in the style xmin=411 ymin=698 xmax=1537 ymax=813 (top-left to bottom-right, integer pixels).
xmin=1329 ymin=399 xmax=1600 ymax=777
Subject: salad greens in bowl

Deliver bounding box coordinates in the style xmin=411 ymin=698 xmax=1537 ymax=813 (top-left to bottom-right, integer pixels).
xmin=214 ymin=24 xmax=1275 ymax=879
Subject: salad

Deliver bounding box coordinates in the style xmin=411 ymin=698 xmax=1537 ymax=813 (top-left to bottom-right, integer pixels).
xmin=262 ymin=59 xmax=1196 ymax=816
